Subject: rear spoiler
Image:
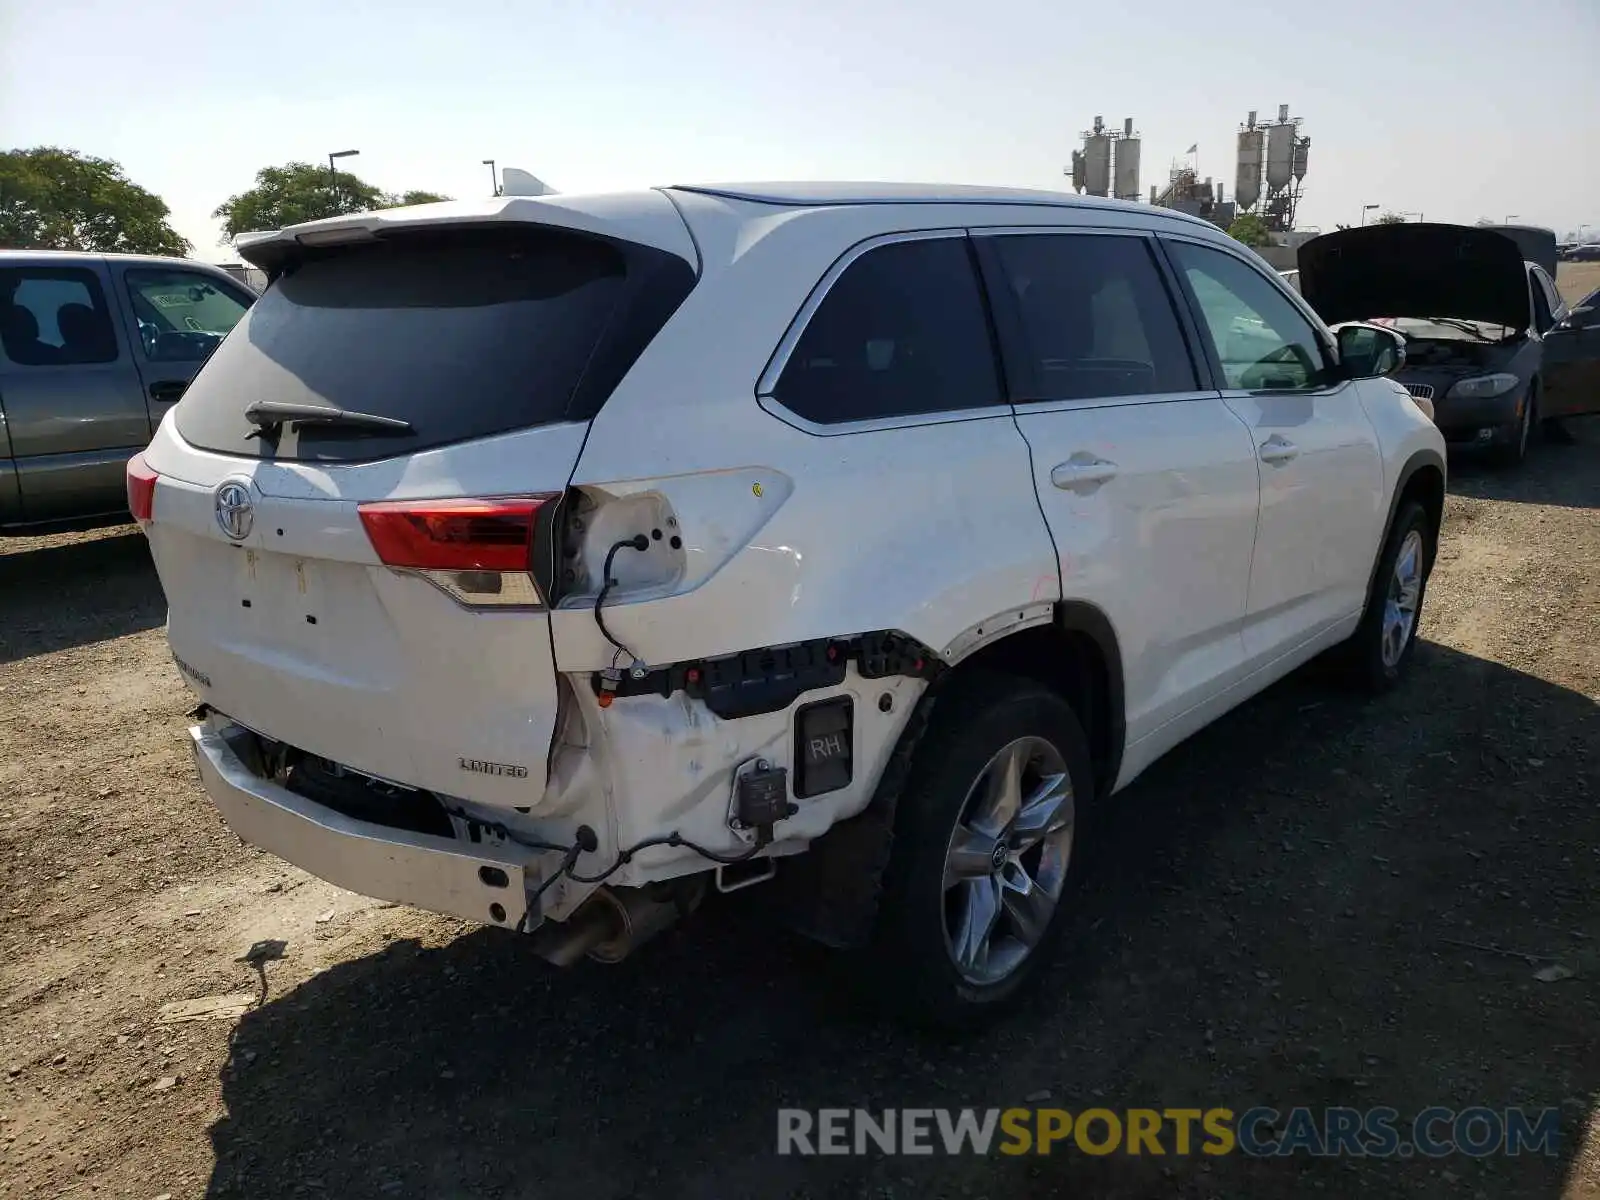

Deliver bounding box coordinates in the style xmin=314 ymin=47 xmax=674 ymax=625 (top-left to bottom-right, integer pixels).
xmin=234 ymin=192 xmax=696 ymax=278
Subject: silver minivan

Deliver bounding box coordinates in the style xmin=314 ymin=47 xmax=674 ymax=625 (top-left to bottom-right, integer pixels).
xmin=0 ymin=250 xmax=255 ymax=532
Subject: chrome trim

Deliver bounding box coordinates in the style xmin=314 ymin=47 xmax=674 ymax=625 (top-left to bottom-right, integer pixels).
xmin=1404 ymin=383 xmax=1435 ymax=401
xmin=755 ymin=227 xmax=971 ymax=405
xmin=189 ymin=723 xmax=537 ymax=930
xmin=755 ymin=396 xmax=1016 ymax=437
xmin=967 ymin=224 xmax=1151 ymax=239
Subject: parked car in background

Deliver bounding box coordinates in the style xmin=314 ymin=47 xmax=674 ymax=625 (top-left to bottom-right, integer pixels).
xmin=1563 ymin=244 xmax=1600 ymax=262
xmin=1298 ymin=222 xmax=1600 ymax=466
xmin=0 ymin=251 xmax=255 ymax=532
xmin=131 ymin=183 xmax=1443 ymax=1025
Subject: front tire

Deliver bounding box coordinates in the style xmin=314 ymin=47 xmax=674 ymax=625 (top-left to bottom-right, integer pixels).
xmin=1492 ymin=386 xmax=1537 ymax=467
xmin=1341 ymin=500 xmax=1434 ymax=692
xmin=873 ymin=672 xmax=1094 ymax=1028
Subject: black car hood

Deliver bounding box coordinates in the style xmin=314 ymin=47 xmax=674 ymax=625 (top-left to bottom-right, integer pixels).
xmin=1298 ymin=223 xmax=1530 ymax=330
xmin=1488 ymin=225 xmax=1558 ymax=277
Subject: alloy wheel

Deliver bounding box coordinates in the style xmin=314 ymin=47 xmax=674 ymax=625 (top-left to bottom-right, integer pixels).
xmin=941 ymin=736 xmax=1074 ymax=985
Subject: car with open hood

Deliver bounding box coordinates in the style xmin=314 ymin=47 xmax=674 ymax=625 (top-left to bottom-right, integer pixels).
xmin=1298 ymin=222 xmax=1600 ymax=465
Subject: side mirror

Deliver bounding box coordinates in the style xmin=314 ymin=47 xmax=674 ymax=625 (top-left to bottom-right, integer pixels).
xmin=1336 ymin=322 xmax=1407 ymax=379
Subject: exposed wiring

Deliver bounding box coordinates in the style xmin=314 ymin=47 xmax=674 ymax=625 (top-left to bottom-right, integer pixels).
xmin=594 ymin=535 xmax=649 ymax=665
xmin=447 ymin=803 xmax=769 ymax=929
xmin=567 ymin=828 xmax=769 ymax=885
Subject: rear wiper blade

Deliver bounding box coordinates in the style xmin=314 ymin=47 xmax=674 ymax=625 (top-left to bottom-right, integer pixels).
xmin=244 ymin=401 xmax=413 ymax=437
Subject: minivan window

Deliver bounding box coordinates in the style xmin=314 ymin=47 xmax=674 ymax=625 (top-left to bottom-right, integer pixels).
xmin=0 ymin=267 xmax=118 ymax=366
xmin=174 ymin=228 xmax=643 ymax=462
xmin=1168 ymin=241 xmax=1328 ymax=391
xmin=991 ymin=234 xmax=1198 ymax=400
xmin=772 ymin=237 xmax=1001 ymax=424
xmin=125 ymin=269 xmax=251 ymax=362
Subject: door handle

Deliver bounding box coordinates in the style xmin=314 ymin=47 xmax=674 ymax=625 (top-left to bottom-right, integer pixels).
xmin=148 ymin=380 xmax=188 ymax=403
xmin=1258 ymin=435 xmax=1299 ymax=466
xmin=1050 ymin=456 xmax=1119 ymax=492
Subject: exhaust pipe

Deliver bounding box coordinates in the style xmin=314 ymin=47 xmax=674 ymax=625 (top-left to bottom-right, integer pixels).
xmin=530 ymin=878 xmax=706 ymax=966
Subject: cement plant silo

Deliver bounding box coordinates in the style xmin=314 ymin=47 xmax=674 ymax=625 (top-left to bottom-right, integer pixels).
xmin=1113 ymin=117 xmax=1141 ymax=201
xmin=1234 ymin=112 xmax=1264 ymax=212
xmin=1083 ymin=116 xmax=1112 ymax=198
xmin=1292 ymin=137 xmax=1310 ymax=181
xmin=1265 ymin=119 xmax=1296 ymax=191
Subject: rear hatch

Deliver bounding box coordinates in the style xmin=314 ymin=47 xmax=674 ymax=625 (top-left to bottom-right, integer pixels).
xmin=140 ymin=201 xmax=696 ymax=807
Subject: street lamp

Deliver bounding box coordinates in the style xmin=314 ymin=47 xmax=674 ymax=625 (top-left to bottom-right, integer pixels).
xmin=482 ymin=159 xmax=499 ymax=197
xmin=327 ymin=149 xmax=359 ymax=209
xmin=1402 ymin=211 xmax=1424 ymax=222
xmin=1360 ymin=204 xmax=1380 ymax=226
xmin=1505 ymin=214 xmax=1520 ymax=224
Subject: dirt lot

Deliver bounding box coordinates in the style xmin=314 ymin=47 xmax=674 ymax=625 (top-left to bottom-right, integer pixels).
xmin=2 ymin=282 xmax=1598 ymax=1199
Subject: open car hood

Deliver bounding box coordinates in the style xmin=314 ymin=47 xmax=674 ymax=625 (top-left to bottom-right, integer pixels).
xmin=1298 ymin=223 xmax=1530 ymax=330
xmin=1488 ymin=225 xmax=1558 ymax=277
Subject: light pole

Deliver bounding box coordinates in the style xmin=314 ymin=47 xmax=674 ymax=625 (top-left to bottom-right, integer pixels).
xmin=1505 ymin=214 xmax=1520 ymax=224
xmin=482 ymin=159 xmax=498 ymax=197
xmin=327 ymin=149 xmax=359 ymax=210
xmin=1402 ymin=211 xmax=1423 ymax=222
xmin=1360 ymin=204 xmax=1380 ymax=226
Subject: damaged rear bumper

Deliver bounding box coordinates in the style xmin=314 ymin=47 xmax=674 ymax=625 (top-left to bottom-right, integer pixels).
xmin=189 ymin=722 xmax=536 ymax=930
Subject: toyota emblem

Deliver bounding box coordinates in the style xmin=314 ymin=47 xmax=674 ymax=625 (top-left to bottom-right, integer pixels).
xmin=214 ymin=480 xmax=254 ymax=541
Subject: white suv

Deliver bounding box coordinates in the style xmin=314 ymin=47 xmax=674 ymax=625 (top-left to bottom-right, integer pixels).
xmin=130 ymin=183 xmax=1445 ymax=1025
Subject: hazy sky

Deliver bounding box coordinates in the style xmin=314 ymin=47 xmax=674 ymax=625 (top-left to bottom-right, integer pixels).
xmin=4 ymin=0 xmax=1598 ymax=260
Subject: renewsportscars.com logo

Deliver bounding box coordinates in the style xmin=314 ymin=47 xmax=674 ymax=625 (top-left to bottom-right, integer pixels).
xmin=777 ymin=1106 xmax=1562 ymax=1158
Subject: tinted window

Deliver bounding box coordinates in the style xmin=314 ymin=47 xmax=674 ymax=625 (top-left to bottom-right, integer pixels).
xmin=1532 ymin=270 xmax=1563 ymax=330
xmin=125 ymin=269 xmax=251 ymax=362
xmin=175 ymin=228 xmax=645 ymax=462
xmin=772 ymin=237 xmax=1001 ymax=424
xmin=0 ymin=267 xmax=118 ymax=366
xmin=1169 ymin=242 xmax=1328 ymax=390
xmin=993 ymin=234 xmax=1197 ymax=400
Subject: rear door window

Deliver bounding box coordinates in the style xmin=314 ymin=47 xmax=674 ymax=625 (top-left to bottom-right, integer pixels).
xmin=174 ymin=227 xmax=686 ymax=462
xmin=0 ymin=267 xmax=119 ymax=366
xmin=770 ymin=236 xmax=1002 ymax=424
xmin=988 ymin=233 xmax=1199 ymax=400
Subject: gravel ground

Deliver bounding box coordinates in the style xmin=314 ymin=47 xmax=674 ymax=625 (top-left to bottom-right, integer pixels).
xmin=1 ymin=285 xmax=1597 ymax=1199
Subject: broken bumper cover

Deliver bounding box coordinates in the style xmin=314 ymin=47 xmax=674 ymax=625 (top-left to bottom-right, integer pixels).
xmin=189 ymin=723 xmax=535 ymax=930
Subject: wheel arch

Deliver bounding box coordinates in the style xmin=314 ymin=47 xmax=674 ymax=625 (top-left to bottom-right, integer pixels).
xmin=772 ymin=600 xmax=1126 ymax=950
xmin=1367 ymin=447 xmax=1445 ymax=599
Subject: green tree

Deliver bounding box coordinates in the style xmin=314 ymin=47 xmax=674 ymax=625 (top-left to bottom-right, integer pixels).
xmin=1227 ymin=213 xmax=1273 ymax=248
xmin=390 ymin=189 xmax=451 ymax=206
xmin=0 ymin=147 xmax=189 ymax=255
xmin=213 ymin=164 xmax=455 ymax=243
xmin=1374 ymin=212 xmax=1408 ymax=225
xmin=212 ymin=161 xmax=387 ymax=242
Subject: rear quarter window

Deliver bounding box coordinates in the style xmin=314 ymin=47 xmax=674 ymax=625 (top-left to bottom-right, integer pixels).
xmin=770 ymin=236 xmax=1002 ymax=425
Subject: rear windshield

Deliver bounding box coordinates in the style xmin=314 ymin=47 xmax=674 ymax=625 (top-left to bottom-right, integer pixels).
xmin=175 ymin=227 xmax=659 ymax=462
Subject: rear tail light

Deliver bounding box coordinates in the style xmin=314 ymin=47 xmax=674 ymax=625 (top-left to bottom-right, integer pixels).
xmin=358 ymin=496 xmax=558 ymax=608
xmin=127 ymin=453 xmax=158 ymax=523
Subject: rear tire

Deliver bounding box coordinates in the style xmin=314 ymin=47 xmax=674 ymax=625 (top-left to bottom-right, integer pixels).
xmin=872 ymin=672 xmax=1094 ymax=1029
xmin=1339 ymin=500 xmax=1434 ymax=693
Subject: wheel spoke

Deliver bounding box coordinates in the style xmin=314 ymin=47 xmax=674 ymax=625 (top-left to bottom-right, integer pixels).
xmin=1000 ymin=864 xmax=1056 ymax=949
xmin=944 ymin=825 xmax=999 ymax=889
xmin=974 ymin=742 xmax=1024 ymax=833
xmin=952 ymin=877 xmax=1002 ymax=971
xmin=1010 ymin=773 xmax=1073 ymax=849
